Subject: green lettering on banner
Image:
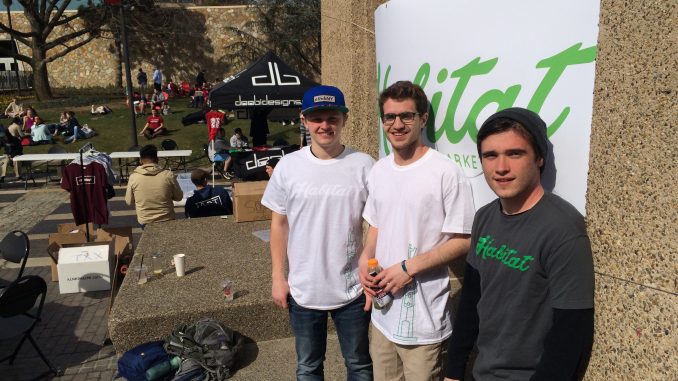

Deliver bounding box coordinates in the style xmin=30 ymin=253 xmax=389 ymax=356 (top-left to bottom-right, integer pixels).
xmin=527 ymin=43 xmax=598 ymax=137
xmin=427 ymin=57 xmax=497 ymax=144
xmin=376 ymin=42 xmax=597 ymax=151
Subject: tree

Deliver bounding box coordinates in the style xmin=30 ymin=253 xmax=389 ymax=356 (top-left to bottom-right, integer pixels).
xmin=96 ymin=1 xmax=217 ymax=90
xmin=0 ymin=1 xmax=108 ymax=100
xmin=223 ymin=0 xmax=320 ymax=80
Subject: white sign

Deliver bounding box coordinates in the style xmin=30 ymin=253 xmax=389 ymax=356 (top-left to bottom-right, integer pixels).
xmin=375 ymin=0 xmax=600 ymax=214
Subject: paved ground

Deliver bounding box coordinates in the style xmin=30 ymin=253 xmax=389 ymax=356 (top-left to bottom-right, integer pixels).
xmin=0 ymin=174 xmax=215 ymax=380
xmin=0 ymin=171 xmax=353 ymax=381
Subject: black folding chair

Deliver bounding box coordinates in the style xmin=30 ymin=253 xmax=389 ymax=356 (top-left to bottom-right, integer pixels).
xmin=0 ymin=230 xmax=29 ymax=290
xmin=0 ymin=276 xmax=63 ymax=379
xmin=160 ymin=139 xmax=183 ymax=171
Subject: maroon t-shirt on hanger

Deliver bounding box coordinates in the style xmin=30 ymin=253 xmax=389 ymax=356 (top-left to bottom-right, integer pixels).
xmin=61 ymin=162 xmax=109 ymax=225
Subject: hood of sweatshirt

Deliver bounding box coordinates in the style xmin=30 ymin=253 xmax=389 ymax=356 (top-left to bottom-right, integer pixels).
xmin=133 ymin=163 xmax=166 ymax=176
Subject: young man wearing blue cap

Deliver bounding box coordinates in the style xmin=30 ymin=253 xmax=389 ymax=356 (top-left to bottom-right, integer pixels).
xmin=261 ymin=85 xmax=374 ymax=380
xmin=360 ymin=81 xmax=475 ymax=381
xmin=444 ymin=108 xmax=594 ymax=381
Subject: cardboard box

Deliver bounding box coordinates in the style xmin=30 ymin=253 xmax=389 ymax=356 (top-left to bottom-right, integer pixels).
xmin=57 ymin=241 xmax=115 ymax=294
xmin=57 ymin=222 xmax=95 ymax=235
xmin=233 ymin=181 xmax=272 ymax=222
xmin=48 ymin=232 xmax=87 ymax=282
xmin=48 ymin=224 xmax=134 ymax=282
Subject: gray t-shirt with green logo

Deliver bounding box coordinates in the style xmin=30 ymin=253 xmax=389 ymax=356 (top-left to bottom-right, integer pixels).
xmin=467 ymin=192 xmax=594 ymax=380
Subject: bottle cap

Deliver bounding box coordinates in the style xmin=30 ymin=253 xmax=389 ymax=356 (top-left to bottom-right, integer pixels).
xmin=367 ymin=258 xmax=378 ymax=267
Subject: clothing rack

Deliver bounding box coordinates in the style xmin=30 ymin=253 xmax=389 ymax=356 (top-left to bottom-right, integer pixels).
xmin=78 ymin=142 xmax=94 ymax=241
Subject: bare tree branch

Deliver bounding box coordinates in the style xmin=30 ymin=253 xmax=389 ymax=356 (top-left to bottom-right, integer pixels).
xmin=45 ymin=34 xmax=97 ymax=63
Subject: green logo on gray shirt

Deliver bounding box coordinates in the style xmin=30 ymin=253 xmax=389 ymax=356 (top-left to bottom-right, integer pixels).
xmin=475 ymin=235 xmax=534 ymax=272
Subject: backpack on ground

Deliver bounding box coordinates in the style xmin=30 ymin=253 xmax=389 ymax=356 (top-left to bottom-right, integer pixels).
xmin=164 ymin=318 xmax=244 ymax=381
xmin=117 ymin=341 xmax=170 ymax=381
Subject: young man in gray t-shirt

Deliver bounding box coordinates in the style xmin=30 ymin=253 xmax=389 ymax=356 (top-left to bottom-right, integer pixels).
xmin=445 ymin=108 xmax=595 ymax=381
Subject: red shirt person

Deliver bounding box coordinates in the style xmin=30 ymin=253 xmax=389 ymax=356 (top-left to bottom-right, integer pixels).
xmin=139 ymin=109 xmax=166 ymax=139
xmin=205 ymin=108 xmax=225 ymax=141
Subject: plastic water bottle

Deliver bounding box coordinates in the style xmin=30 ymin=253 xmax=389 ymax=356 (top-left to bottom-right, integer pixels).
xmin=367 ymin=258 xmax=393 ymax=309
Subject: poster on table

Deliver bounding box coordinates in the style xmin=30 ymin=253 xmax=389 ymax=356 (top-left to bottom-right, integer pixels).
xmin=374 ymin=0 xmax=600 ymax=214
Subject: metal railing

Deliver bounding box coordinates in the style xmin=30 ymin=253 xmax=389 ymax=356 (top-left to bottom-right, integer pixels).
xmin=0 ymin=71 xmax=33 ymax=90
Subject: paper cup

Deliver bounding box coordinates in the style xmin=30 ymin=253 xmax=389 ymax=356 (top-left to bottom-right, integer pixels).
xmin=174 ymin=254 xmax=186 ymax=277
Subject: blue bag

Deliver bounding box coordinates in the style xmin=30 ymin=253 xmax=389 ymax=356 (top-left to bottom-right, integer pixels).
xmin=117 ymin=341 xmax=170 ymax=381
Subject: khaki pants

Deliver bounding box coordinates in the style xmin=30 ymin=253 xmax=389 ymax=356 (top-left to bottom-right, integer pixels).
xmin=370 ymin=324 xmax=449 ymax=381
xmin=0 ymin=156 xmax=19 ymax=178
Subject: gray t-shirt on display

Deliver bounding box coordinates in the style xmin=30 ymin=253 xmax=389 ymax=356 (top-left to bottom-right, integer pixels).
xmin=467 ymin=192 xmax=594 ymax=380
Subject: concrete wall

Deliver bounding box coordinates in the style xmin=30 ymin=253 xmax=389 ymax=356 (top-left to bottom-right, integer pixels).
xmin=322 ymin=0 xmax=676 ymax=379
xmin=321 ymin=0 xmax=386 ymax=159
xmin=0 ymin=6 xmax=257 ymax=88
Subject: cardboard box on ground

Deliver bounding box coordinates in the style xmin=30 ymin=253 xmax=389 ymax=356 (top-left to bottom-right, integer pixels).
xmin=233 ymin=180 xmax=272 ymax=222
xmin=47 ymin=223 xmax=134 ymax=296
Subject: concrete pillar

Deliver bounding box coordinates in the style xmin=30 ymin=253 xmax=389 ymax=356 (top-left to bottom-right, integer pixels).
xmin=584 ymin=0 xmax=676 ymax=378
xmin=321 ymin=0 xmax=387 ymax=158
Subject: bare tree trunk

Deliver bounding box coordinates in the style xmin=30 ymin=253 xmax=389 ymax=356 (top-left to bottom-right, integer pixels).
xmin=31 ymin=45 xmax=53 ymax=101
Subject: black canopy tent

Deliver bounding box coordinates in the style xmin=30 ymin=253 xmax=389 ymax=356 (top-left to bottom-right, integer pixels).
xmin=208 ymin=51 xmax=319 ymax=110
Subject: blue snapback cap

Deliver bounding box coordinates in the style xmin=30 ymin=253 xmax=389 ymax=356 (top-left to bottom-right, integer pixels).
xmin=301 ymin=85 xmax=349 ymax=115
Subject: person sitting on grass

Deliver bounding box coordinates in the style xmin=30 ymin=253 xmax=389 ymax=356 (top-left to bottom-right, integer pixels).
xmin=4 ymin=98 xmax=23 ymax=118
xmin=135 ymin=93 xmax=149 ymax=117
xmin=184 ymin=168 xmax=233 ymax=218
xmin=22 ymin=107 xmax=37 ymax=133
xmin=30 ymin=116 xmax=54 ymax=145
xmin=151 ymin=89 xmax=166 ymax=112
xmin=139 ymin=108 xmax=166 ymax=139
xmin=64 ymin=111 xmax=86 ymax=144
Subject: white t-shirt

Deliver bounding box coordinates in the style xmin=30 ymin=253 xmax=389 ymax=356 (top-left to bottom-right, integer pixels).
xmin=363 ymin=148 xmax=474 ymax=345
xmin=261 ymin=146 xmax=375 ymax=310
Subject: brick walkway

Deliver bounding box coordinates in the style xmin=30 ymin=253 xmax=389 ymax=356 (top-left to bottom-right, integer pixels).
xmin=0 ymin=174 xmax=215 ymax=380
xmin=0 ymin=266 xmax=118 ymax=380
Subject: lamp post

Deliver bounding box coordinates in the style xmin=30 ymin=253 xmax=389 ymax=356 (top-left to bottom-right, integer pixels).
xmin=3 ymin=0 xmax=22 ymax=95
xmin=106 ymin=0 xmax=138 ymax=147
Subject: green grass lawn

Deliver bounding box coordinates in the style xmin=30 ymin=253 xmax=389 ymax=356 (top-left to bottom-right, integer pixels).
xmin=15 ymin=92 xmax=300 ymax=167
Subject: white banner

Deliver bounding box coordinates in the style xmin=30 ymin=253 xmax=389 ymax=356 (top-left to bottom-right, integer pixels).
xmin=375 ymin=0 xmax=600 ymax=214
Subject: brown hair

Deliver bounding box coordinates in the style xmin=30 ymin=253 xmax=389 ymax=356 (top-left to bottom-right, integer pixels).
xmin=378 ymin=81 xmax=429 ymax=116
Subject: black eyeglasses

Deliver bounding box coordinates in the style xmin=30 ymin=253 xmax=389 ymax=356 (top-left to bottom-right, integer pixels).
xmin=381 ymin=112 xmax=420 ymax=126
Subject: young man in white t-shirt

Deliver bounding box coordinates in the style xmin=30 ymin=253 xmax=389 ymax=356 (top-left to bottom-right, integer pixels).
xmin=360 ymin=81 xmax=475 ymax=381
xmin=261 ymin=85 xmax=375 ymax=380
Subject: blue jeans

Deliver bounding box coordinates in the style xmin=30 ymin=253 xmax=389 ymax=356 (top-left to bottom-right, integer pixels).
xmin=289 ymin=295 xmax=373 ymax=381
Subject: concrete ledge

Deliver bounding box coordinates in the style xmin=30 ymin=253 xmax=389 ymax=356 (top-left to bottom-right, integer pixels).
xmin=108 ymin=217 xmax=291 ymax=353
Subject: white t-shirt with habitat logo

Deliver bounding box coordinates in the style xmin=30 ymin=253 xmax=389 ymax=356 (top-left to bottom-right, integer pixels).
xmin=261 ymin=146 xmax=375 ymax=310
xmin=363 ymin=148 xmax=475 ymax=345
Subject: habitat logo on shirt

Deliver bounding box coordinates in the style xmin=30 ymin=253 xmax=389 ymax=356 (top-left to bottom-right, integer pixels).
xmin=475 ymin=235 xmax=534 ymax=272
